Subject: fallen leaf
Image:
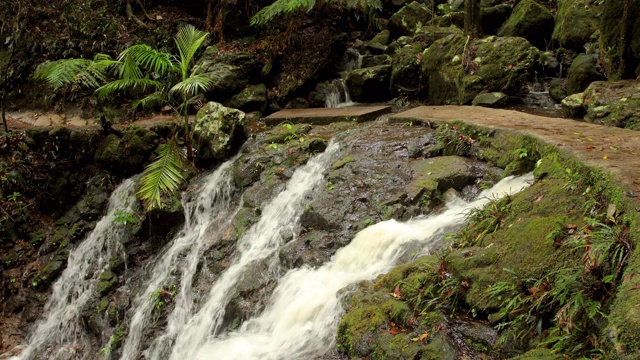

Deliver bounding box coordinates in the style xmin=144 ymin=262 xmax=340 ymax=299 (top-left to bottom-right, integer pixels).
xmin=533 ymin=194 xmax=545 ymax=203
xmin=603 ymin=155 xmax=608 ymax=159
xmin=419 ymin=333 xmax=429 ymax=341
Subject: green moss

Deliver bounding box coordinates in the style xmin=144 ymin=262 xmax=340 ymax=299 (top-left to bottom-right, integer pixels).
xmin=97 ymin=269 xmax=117 ymax=296
xmin=332 ymin=156 xmax=354 ymax=170
xmin=552 ymin=0 xmax=600 ymax=50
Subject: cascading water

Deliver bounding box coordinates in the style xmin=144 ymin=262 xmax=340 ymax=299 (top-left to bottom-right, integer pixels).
xmin=184 ymin=173 xmax=534 ymax=360
xmin=325 ymin=49 xmax=362 ymax=108
xmin=17 ymin=178 xmax=138 ymax=360
xmin=166 ymin=141 xmax=340 ymax=360
xmin=119 ymin=158 xmax=238 ymax=360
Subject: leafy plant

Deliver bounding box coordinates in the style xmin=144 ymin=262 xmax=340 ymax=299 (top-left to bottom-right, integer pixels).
xmin=34 ymin=24 xmax=212 ymax=210
xmin=251 ymin=0 xmax=383 ymax=26
xmin=434 ymin=123 xmax=475 ymax=156
xmin=7 ymin=191 xmax=22 ymax=202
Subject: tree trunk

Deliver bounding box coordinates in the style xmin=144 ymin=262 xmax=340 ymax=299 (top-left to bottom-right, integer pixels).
xmin=464 ymin=0 xmax=481 ymax=38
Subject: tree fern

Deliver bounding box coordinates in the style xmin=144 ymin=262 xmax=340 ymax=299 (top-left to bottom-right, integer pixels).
xmin=137 ymin=137 xmax=187 ymax=210
xmin=33 ymin=54 xmax=116 ymax=90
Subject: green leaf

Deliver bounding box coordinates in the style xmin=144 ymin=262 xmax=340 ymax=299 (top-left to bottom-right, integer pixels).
xmin=137 ymin=138 xmax=187 ymax=210
xmin=95 ymin=77 xmax=163 ymax=98
xmin=170 ymin=74 xmax=214 ymax=96
xmin=118 ymin=44 xmax=178 ymax=76
xmin=175 ymin=25 xmax=209 ymax=80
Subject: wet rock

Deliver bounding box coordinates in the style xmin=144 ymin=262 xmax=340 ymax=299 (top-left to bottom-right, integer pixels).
xmin=552 ymin=0 xmax=601 ymax=51
xmin=300 ymin=207 xmax=337 ymax=231
xmin=549 ymin=78 xmax=568 ymax=102
xmin=199 ymin=49 xmax=262 ymax=98
xmin=427 ymin=11 xmax=465 ymax=28
xmin=345 ymin=65 xmax=392 ymax=102
xmin=389 ymin=1 xmax=434 ymax=37
xmin=471 ymin=92 xmax=508 ymax=108
xmin=224 ymin=84 xmax=267 ymax=113
xmin=365 ymin=41 xmax=387 ymax=55
xmin=561 ymin=92 xmax=585 ymax=118
xmin=232 ymin=154 xmax=271 ymax=188
xmin=599 ymin=0 xmax=640 ymax=80
xmin=390 ymin=45 xmax=424 ymax=95
xmin=97 ymin=270 xmax=117 ymax=296
xmin=34 ymin=252 xmax=68 ymax=287
xmin=192 ymin=102 xmax=247 ymax=166
xmin=566 ymin=53 xmax=605 ymax=95
xmin=140 ymin=197 xmax=185 ymax=247
xmin=498 ymin=0 xmax=555 ymax=49
xmin=308 ymin=81 xmax=335 ymax=107
xmin=94 ymin=126 xmax=157 ymax=176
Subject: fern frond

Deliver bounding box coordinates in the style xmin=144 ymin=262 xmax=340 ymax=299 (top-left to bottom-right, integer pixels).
xmin=94 ymin=77 xmax=163 ymax=98
xmin=175 ymin=25 xmax=209 ymax=79
xmin=250 ymin=0 xmax=316 ymax=25
xmin=118 ymin=44 xmax=178 ymax=76
xmin=170 ymin=74 xmax=214 ymax=96
xmin=137 ymin=138 xmax=187 ymax=210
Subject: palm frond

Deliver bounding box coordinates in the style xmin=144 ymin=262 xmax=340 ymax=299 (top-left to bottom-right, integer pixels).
xmin=118 ymin=44 xmax=178 ymax=76
xmin=137 ymin=138 xmax=187 ymax=210
xmin=175 ymin=25 xmax=209 ymax=79
xmin=94 ymin=77 xmax=163 ymax=98
xmin=132 ymin=91 xmax=169 ymax=109
xmin=32 ymin=56 xmax=114 ymax=90
xmin=170 ymin=74 xmax=214 ymax=96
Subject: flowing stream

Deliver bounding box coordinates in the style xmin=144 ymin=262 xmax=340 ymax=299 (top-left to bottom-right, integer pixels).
xmin=325 ymin=49 xmax=362 ymax=108
xmin=119 ymin=158 xmax=238 ymax=360
xmin=166 ymin=141 xmax=340 ymax=360
xmin=19 ymin=178 xmax=138 ymax=360
xmin=187 ymin=173 xmax=534 ymax=359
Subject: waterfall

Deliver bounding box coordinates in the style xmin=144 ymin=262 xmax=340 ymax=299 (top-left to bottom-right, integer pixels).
xmin=18 ymin=178 xmax=138 ymax=360
xmin=166 ymin=141 xmax=340 ymax=360
xmin=119 ymin=158 xmax=238 ymax=360
xmin=325 ymin=49 xmax=362 ymax=108
xmin=184 ymin=173 xmax=534 ymax=360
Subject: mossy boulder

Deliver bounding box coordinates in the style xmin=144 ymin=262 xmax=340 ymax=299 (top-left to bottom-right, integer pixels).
xmin=561 ymin=92 xmax=586 ymax=118
xmin=552 ymin=0 xmax=601 ymax=51
xmin=361 ymin=54 xmax=392 ymax=68
xmin=580 ymin=80 xmax=640 ymax=129
xmin=199 ymin=49 xmax=263 ymax=98
xmin=566 ymin=53 xmax=605 ymax=95
xmin=389 ymin=1 xmax=434 ymax=37
xmin=192 ymin=102 xmax=247 ymax=165
xmin=498 ymin=0 xmax=555 ymax=49
xmin=549 ymin=78 xmax=568 ymax=102
xmin=369 ymin=29 xmax=391 ymax=46
xmin=413 ymin=26 xmax=462 ymax=46
xmin=471 ymin=92 xmax=508 ymax=107
xmin=390 ymin=45 xmax=424 ymax=95
xmin=345 ymin=65 xmax=392 ymax=102
xmin=224 ymin=84 xmax=267 ymax=113
xmin=598 ymin=0 xmax=640 ymax=80
xmin=94 ymin=126 xmax=157 ymax=175
xmin=420 ymin=35 xmax=538 ymax=104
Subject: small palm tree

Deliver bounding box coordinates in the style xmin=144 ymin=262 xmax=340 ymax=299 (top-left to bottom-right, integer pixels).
xmin=33 ymin=24 xmax=213 ymax=210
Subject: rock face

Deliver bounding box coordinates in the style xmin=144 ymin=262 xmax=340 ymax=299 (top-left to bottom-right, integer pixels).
xmin=566 ymin=54 xmax=605 ymax=95
xmin=389 ymin=1 xmax=434 ymax=37
xmin=552 ymin=0 xmax=601 ymax=51
xmin=420 ymin=35 xmax=539 ymax=105
xmin=498 ymin=0 xmax=555 ymax=49
xmin=192 ymin=102 xmax=247 ymax=165
xmin=94 ymin=126 xmax=157 ymax=176
xmin=224 ymin=84 xmax=267 ymax=113
xmin=199 ymin=49 xmax=263 ymax=99
xmin=345 ymin=65 xmax=392 ymax=102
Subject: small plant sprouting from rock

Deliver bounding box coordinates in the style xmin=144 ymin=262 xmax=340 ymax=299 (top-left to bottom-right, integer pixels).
xmin=450 ymin=194 xmax=512 ymax=247
xmin=113 ymin=210 xmax=142 ymax=225
xmin=150 ymin=284 xmax=178 ymax=311
xmin=434 ymin=123 xmax=475 ymax=156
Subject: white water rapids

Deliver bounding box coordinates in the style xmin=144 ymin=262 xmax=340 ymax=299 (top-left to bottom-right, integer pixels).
xmin=189 ymin=173 xmax=534 ymax=360
xmin=18 ymin=178 xmax=138 ymax=360
xmin=120 ymin=158 xmax=238 ymax=360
